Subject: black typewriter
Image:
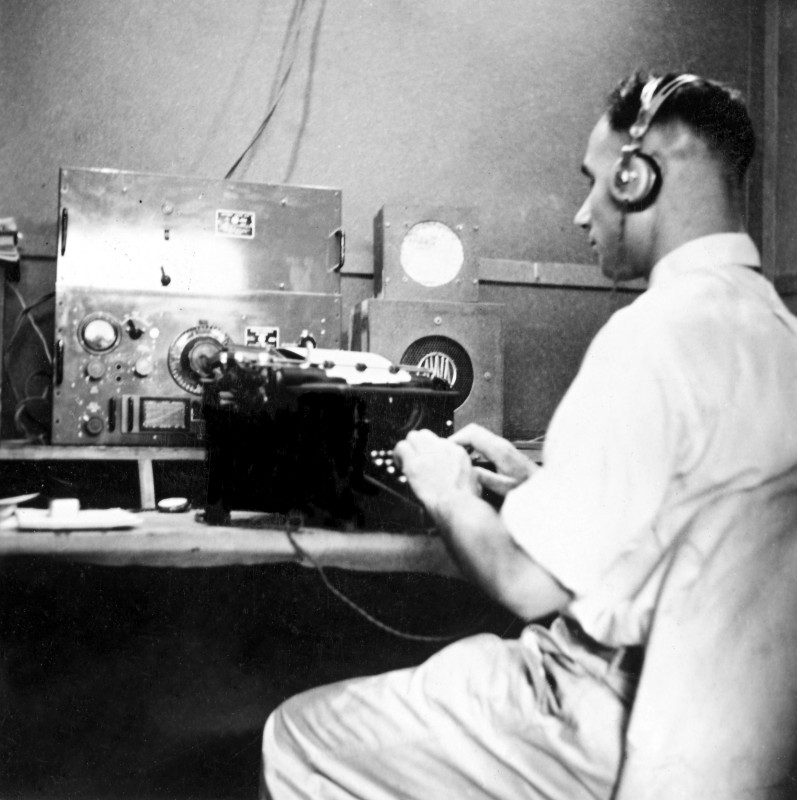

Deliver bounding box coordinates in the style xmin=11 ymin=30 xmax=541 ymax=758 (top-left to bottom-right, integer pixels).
xmin=201 ymin=344 xmax=458 ymax=531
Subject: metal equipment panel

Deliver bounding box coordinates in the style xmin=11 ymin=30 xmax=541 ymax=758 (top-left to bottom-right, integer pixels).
xmin=57 ymin=167 xmax=344 ymax=295
xmin=51 ymin=168 xmax=344 ymax=446
xmin=52 ymin=287 xmax=341 ymax=446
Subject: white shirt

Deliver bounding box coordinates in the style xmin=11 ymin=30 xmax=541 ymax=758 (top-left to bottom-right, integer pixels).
xmin=501 ymin=233 xmax=797 ymax=647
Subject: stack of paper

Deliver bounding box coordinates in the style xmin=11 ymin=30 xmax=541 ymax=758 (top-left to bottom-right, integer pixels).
xmin=0 ymin=216 xmax=21 ymax=266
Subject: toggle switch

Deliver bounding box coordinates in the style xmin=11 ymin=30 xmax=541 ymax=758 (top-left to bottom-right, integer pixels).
xmin=126 ymin=319 xmax=145 ymax=339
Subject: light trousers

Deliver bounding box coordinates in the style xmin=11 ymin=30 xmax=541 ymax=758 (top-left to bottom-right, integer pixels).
xmin=262 ymin=618 xmax=635 ymax=800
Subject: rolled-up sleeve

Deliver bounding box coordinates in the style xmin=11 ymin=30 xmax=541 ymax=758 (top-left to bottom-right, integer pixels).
xmin=501 ymin=308 xmax=683 ymax=598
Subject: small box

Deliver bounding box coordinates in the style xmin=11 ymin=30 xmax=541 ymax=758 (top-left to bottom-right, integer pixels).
xmin=373 ymin=204 xmax=480 ymax=303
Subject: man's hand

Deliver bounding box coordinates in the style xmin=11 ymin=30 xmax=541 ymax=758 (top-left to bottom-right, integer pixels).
xmin=393 ymin=428 xmax=570 ymax=621
xmin=392 ymin=429 xmax=480 ymax=513
xmin=450 ymin=423 xmax=539 ymax=497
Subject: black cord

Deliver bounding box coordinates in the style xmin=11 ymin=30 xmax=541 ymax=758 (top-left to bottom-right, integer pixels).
xmin=612 ymin=200 xmax=630 ymax=293
xmin=6 ymin=285 xmax=54 ymax=365
xmin=281 ymin=0 xmax=326 ymax=184
xmin=285 ymin=526 xmax=482 ymax=644
xmin=3 ymin=286 xmax=55 ymax=439
xmin=225 ymin=0 xmax=307 ymax=179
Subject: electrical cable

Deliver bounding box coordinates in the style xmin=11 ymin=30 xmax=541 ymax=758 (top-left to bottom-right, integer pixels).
xmin=24 ymin=368 xmax=51 ymax=399
xmin=6 ymin=284 xmax=54 ymax=365
xmin=2 ymin=286 xmax=55 ymax=440
xmin=13 ymin=395 xmax=48 ymax=444
xmin=225 ymin=0 xmax=308 ymax=180
xmin=612 ymin=200 xmax=630 ymax=292
xmin=284 ymin=526 xmax=486 ymax=643
xmin=281 ymin=0 xmax=326 ymax=183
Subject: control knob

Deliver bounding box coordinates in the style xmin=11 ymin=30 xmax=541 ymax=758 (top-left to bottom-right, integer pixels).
xmin=84 ymin=416 xmax=105 ymax=436
xmin=86 ymin=360 xmax=106 ymax=381
xmin=167 ymin=322 xmax=230 ymax=394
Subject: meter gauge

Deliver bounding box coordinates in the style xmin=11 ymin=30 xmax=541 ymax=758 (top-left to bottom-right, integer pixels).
xmin=77 ymin=312 xmax=122 ymax=354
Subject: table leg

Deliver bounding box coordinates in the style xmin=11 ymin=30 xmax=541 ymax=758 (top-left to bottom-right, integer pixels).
xmin=137 ymin=458 xmax=156 ymax=510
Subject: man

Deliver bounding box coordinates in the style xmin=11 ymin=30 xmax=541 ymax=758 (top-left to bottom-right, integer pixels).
xmin=261 ymin=72 xmax=797 ymax=799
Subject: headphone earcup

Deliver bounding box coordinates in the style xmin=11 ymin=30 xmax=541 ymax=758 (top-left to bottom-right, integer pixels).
xmin=609 ymin=152 xmax=662 ymax=211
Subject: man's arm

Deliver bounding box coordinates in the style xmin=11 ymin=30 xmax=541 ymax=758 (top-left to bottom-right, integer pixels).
xmin=393 ymin=429 xmax=571 ymax=621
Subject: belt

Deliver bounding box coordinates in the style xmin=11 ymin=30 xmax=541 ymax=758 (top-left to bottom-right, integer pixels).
xmin=561 ymin=616 xmax=645 ymax=676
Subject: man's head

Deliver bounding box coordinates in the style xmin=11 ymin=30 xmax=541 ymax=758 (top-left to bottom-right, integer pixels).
xmin=574 ymin=71 xmax=756 ymax=281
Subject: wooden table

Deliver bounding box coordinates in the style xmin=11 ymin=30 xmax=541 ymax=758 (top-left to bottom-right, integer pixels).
xmin=0 ymin=509 xmax=460 ymax=576
xmin=0 ymin=441 xmax=541 ymax=575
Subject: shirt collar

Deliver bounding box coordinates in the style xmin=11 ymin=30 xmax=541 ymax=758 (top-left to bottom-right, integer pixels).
xmin=648 ymin=233 xmax=761 ymax=289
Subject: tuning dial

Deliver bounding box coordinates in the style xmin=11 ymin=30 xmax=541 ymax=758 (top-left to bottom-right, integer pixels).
xmin=167 ymin=323 xmax=230 ymax=394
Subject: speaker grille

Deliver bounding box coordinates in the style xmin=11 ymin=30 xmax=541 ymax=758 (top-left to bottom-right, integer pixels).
xmin=400 ymin=336 xmax=474 ymax=410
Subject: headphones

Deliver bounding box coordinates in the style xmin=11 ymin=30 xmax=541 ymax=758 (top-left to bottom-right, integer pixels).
xmin=610 ymin=73 xmax=702 ymax=211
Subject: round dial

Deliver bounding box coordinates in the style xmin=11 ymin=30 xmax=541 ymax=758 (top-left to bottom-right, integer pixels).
xmin=168 ymin=324 xmax=230 ymax=394
xmin=78 ymin=313 xmax=121 ymax=353
xmin=399 ymin=221 xmax=465 ymax=287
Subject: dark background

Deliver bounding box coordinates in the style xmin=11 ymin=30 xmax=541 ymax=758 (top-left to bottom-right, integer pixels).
xmin=0 ymin=557 xmax=521 ymax=799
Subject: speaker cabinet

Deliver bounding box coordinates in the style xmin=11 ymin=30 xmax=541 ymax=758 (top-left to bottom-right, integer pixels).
xmin=373 ymin=205 xmax=480 ymax=303
xmin=350 ymin=298 xmax=503 ymax=434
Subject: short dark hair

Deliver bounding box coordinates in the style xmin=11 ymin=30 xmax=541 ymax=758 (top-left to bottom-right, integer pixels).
xmin=606 ymin=71 xmax=756 ymax=184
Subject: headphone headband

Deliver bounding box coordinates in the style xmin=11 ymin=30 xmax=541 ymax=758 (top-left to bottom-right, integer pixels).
xmin=629 ymin=73 xmax=701 ymax=143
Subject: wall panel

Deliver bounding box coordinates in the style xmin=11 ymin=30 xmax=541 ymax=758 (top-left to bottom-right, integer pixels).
xmin=0 ymin=0 xmax=760 ymax=266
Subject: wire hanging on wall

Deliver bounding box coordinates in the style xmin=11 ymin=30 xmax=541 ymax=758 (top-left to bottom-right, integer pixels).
xmin=281 ymin=0 xmax=326 ymax=184
xmin=225 ymin=0 xmax=308 ymax=180
xmin=3 ymin=284 xmax=55 ymax=442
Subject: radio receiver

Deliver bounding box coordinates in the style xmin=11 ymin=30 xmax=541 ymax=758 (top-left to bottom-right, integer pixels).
xmin=202 ymin=344 xmax=458 ymax=529
xmin=51 ymin=168 xmax=344 ymax=446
